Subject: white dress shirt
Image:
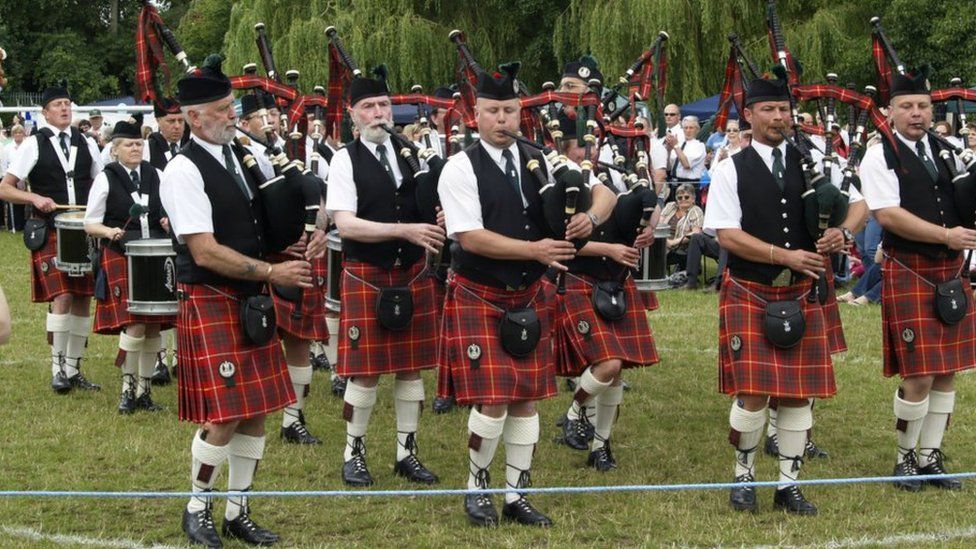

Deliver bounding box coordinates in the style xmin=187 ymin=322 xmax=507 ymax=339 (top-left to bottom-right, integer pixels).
xmin=325 ymin=136 xmax=407 ymax=217
xmin=84 ymin=164 xmax=164 ymax=224
xmin=671 ymin=138 xmax=707 ymax=180
xmin=860 ymin=131 xmax=963 ymax=211
xmin=6 ymin=130 xmax=103 ymax=183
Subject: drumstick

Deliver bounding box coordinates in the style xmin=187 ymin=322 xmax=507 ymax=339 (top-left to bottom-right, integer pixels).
xmin=53 ymin=204 xmax=87 ymax=210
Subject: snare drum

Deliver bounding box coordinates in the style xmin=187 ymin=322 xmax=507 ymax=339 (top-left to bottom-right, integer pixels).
xmin=634 ymin=222 xmax=671 ymax=291
xmin=326 ymin=229 xmax=343 ymax=313
xmin=125 ymin=238 xmax=178 ymax=315
xmin=53 ymin=211 xmax=93 ymax=276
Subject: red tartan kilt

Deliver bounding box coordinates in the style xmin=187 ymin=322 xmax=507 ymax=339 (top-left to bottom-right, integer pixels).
xmin=432 ymin=278 xmax=453 ymax=399
xmin=175 ymin=284 xmax=294 ymax=424
xmin=881 ymin=250 xmax=976 ymax=378
xmin=439 ymin=274 xmax=557 ymax=406
xmin=29 ymin=230 xmax=94 ymax=303
xmin=554 ymin=274 xmax=659 ymax=377
xmin=93 ymin=248 xmax=175 ymax=335
xmin=718 ymin=275 xmax=835 ymax=399
xmin=641 ymin=289 xmax=660 ymax=311
xmin=271 ymin=254 xmax=329 ymax=341
xmin=822 ymin=256 xmax=847 ymax=354
xmin=336 ymin=261 xmax=439 ymax=377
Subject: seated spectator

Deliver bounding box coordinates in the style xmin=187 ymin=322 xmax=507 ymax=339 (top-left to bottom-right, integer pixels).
xmin=682 ymin=227 xmax=728 ymax=291
xmin=661 ymin=183 xmax=703 ymax=269
xmin=838 ymin=245 xmax=883 ymax=305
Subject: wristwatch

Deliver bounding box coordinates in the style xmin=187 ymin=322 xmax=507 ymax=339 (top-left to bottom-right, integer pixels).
xmin=841 ymin=228 xmax=855 ymax=244
xmin=587 ymin=212 xmax=600 ymax=227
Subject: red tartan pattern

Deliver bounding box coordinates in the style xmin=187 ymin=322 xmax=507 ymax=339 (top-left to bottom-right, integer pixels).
xmin=272 ymin=254 xmax=329 ymax=342
xmin=432 ymin=279 xmax=454 ymax=399
xmin=93 ymin=247 xmax=175 ymax=335
xmin=176 ymin=284 xmax=294 ymax=424
xmin=881 ymin=250 xmax=976 ymax=378
xmin=29 ymin=230 xmax=93 ymax=303
xmin=134 ymin=4 xmax=170 ymax=105
xmin=336 ymin=261 xmax=439 ymax=377
xmin=641 ymin=289 xmax=659 ymax=312
xmin=822 ymin=257 xmax=847 ymax=354
xmin=553 ymin=274 xmax=659 ymax=377
xmin=439 ymin=274 xmax=557 ymax=406
xmin=872 ymin=32 xmax=893 ymax=105
xmin=718 ymin=275 xmax=836 ymax=399
xmin=715 ymin=48 xmax=744 ymax=132
xmin=792 ymin=84 xmax=896 ymax=151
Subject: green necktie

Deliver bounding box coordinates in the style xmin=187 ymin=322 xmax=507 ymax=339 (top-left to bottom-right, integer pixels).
xmin=502 ymin=149 xmax=521 ymax=196
xmin=915 ymin=141 xmax=939 ymax=182
xmin=221 ymin=145 xmax=251 ymax=199
xmin=376 ymin=144 xmax=396 ymax=185
xmin=771 ymin=147 xmax=786 ymax=192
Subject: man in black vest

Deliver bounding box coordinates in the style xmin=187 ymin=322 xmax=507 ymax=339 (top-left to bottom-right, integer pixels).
xmin=325 ymin=66 xmax=443 ymax=488
xmin=438 ymin=62 xmax=611 ymax=527
xmin=0 ymin=85 xmax=104 ymax=394
xmin=860 ymin=67 xmax=976 ymax=492
xmin=704 ymin=76 xmax=841 ymax=516
xmin=160 ymin=54 xmax=316 ymax=547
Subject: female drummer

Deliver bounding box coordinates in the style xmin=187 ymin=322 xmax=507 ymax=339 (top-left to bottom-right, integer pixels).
xmin=84 ymin=119 xmax=174 ymax=414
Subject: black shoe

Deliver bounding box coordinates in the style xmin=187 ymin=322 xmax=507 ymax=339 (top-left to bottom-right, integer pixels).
xmin=118 ymin=390 xmax=137 ymax=414
xmin=621 ymin=380 xmax=631 ymax=392
xmin=394 ymin=454 xmax=440 ymax=484
xmin=805 ymin=439 xmax=829 ymax=459
xmin=560 ymin=413 xmax=593 ymax=451
xmin=182 ymin=504 xmax=222 ymax=548
xmin=68 ymin=372 xmax=101 ymax=391
xmin=773 ymin=485 xmax=817 ymax=516
xmin=310 ymin=352 xmax=330 ymax=372
xmin=280 ymin=421 xmax=321 ymax=445
xmin=764 ymin=433 xmax=779 ymax=457
xmin=51 ymin=371 xmax=72 ymax=394
xmin=502 ymin=497 xmax=553 ymax=527
xmin=331 ymin=375 xmax=347 ymax=397
xmin=465 ymin=493 xmax=498 ymax=527
xmin=222 ymin=509 xmax=280 ymax=546
xmin=342 ymin=439 xmax=373 ymax=486
xmin=729 ymin=474 xmax=757 ymax=512
xmin=892 ymin=450 xmax=923 ymax=492
xmin=918 ymin=449 xmax=963 ymax=490
xmin=565 ymin=377 xmax=577 ymax=392
xmin=151 ymin=354 xmax=172 ymax=386
xmin=135 ymin=391 xmax=163 ymax=412
xmin=586 ymin=442 xmax=618 ymax=472
xmin=433 ymin=396 xmax=456 ymax=414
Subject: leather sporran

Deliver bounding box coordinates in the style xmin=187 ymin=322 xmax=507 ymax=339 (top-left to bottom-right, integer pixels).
xmin=934 ymin=278 xmax=968 ymax=325
xmin=592 ymin=280 xmax=627 ymax=321
xmin=23 ymin=219 xmax=47 ymax=251
xmin=375 ymin=286 xmax=414 ymax=331
xmin=499 ymin=307 xmax=541 ymax=357
xmin=240 ymin=295 xmax=277 ymax=345
xmin=763 ymin=300 xmax=806 ymax=349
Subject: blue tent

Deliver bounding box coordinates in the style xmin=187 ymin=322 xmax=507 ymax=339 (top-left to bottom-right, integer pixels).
xmin=679 ymin=94 xmax=737 ymax=122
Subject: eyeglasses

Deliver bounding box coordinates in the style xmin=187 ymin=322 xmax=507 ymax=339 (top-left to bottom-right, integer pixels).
xmin=664 ymin=113 xmax=679 ymax=117
xmin=677 ymin=195 xmax=693 ymax=200
xmin=727 ymin=129 xmax=739 ymax=133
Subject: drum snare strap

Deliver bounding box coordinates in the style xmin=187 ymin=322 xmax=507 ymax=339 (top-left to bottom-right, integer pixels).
xmin=49 ymin=132 xmax=80 ymax=205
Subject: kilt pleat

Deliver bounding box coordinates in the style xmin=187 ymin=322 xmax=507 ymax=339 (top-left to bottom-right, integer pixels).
xmin=439 ymin=274 xmax=557 ymax=406
xmin=718 ymin=274 xmax=835 ymax=399
xmin=176 ymin=284 xmax=294 ymax=424
xmin=822 ymin=256 xmax=847 ymax=354
xmin=881 ymin=250 xmax=976 ymax=378
xmin=336 ymin=261 xmax=439 ymax=377
xmin=93 ymin=247 xmax=175 ymax=335
xmin=272 ymin=254 xmax=330 ymax=341
xmin=553 ymin=274 xmax=659 ymax=377
xmin=29 ymin=230 xmax=93 ymax=303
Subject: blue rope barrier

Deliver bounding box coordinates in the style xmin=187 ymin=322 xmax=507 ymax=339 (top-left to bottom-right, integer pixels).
xmin=1 ymin=472 xmax=973 ymax=499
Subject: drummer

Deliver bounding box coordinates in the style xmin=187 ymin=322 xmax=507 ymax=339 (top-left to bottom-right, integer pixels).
xmin=0 ymin=85 xmax=104 ymax=394
xmin=83 ymin=117 xmax=173 ymax=414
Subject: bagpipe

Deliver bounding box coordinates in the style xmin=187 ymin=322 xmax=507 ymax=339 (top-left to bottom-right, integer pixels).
xmin=134 ymin=0 xmax=196 ymax=105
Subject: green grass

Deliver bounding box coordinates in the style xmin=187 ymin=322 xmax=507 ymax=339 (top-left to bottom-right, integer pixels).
xmin=1 ymin=230 xmax=975 ymax=547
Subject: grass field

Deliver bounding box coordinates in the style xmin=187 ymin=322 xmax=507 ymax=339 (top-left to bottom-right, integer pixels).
xmin=1 ymin=229 xmax=976 ymax=548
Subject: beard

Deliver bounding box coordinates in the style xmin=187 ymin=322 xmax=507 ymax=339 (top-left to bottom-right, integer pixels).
xmin=358 ymin=121 xmax=389 ymax=144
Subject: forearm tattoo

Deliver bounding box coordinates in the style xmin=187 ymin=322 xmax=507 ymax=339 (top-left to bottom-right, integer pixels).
xmin=243 ymin=262 xmax=258 ymax=277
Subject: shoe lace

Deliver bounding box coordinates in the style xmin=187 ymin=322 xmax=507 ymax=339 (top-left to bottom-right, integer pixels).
xmin=899 ymin=448 xmax=920 ymax=474
xmin=292 ymin=421 xmax=314 ymax=438
xmin=777 ymin=453 xmax=804 ymax=481
xmin=469 ymin=462 xmax=492 ymax=506
xmin=398 ymin=431 xmax=419 ymax=456
xmin=920 ymin=448 xmax=948 ymax=472
xmin=197 ymin=500 xmax=216 ymax=530
xmin=735 ymin=443 xmax=759 ymax=470
xmin=782 ymin=484 xmax=805 ymax=501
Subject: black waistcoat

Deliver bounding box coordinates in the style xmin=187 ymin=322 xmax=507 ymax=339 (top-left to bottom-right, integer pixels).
xmin=881 ymin=135 xmax=960 ymax=259
xmin=174 ymin=140 xmax=267 ymax=295
xmin=729 ymin=145 xmax=815 ymax=284
xmin=343 ymin=138 xmax=424 ymax=269
xmin=569 ymin=219 xmax=628 ymax=280
xmin=146 ymin=132 xmax=181 ymax=171
xmin=315 ymin=141 xmax=334 ymax=164
xmin=28 ymin=127 xmax=94 ymax=222
xmin=451 ymin=142 xmax=551 ymax=289
xmin=102 ymin=162 xmax=166 ymax=251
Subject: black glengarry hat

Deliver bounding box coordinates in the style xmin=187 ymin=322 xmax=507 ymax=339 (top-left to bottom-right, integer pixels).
xmin=41 ymin=85 xmax=71 ymax=107
xmin=153 ymin=96 xmax=181 ymax=118
xmin=477 ymin=62 xmax=521 ymax=101
xmin=348 ymin=65 xmax=390 ymax=107
xmin=177 ymin=54 xmax=233 ymax=106
xmin=890 ymin=65 xmax=932 ymax=98
xmin=745 ymin=66 xmax=791 ymax=107
xmin=562 ymin=55 xmax=603 ymax=86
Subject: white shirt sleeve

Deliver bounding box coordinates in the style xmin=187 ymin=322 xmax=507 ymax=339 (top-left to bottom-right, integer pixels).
xmin=438 ymin=153 xmax=484 ymax=240
xmin=650 ymin=140 xmax=668 ymax=171
xmin=142 ymin=142 xmax=151 ymax=162
xmin=676 ymin=140 xmax=706 ymax=179
xmin=859 ymin=143 xmax=901 ymax=210
xmin=324 ymin=147 xmax=357 ymax=217
xmin=159 ymin=155 xmax=214 ymax=241
xmin=6 ymin=134 xmax=40 ymax=180
xmin=703 ymin=156 xmax=741 ymax=230
xmin=83 ymin=172 xmax=110 ymax=225
xmin=86 ymin=136 xmax=104 ymax=177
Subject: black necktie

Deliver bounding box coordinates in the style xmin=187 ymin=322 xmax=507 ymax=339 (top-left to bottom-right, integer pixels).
xmin=129 ymin=169 xmax=140 ymax=191
xmin=771 ymin=147 xmax=786 ymax=192
xmin=916 ymin=141 xmax=939 ymax=182
xmin=221 ymin=145 xmax=251 ymax=199
xmin=376 ymin=144 xmax=396 ymax=185
xmin=58 ymin=132 xmax=70 ymax=158
xmin=169 ymin=142 xmax=178 ymax=157
xmin=501 ymin=149 xmax=521 ymax=197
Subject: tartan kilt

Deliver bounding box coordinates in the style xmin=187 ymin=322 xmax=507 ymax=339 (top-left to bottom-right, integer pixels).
xmin=641 ymin=289 xmax=660 ymax=312
xmin=272 ymin=254 xmax=329 ymax=342
xmin=822 ymin=256 xmax=847 ymax=354
xmin=336 ymin=260 xmax=439 ymax=377
xmin=175 ymin=283 xmax=294 ymax=424
xmin=432 ymin=275 xmax=454 ymax=399
xmin=881 ymin=250 xmax=976 ymax=378
xmin=439 ymin=274 xmax=557 ymax=406
xmin=554 ymin=273 xmax=659 ymax=377
xmin=718 ymin=275 xmax=835 ymax=399
xmin=93 ymin=247 xmax=175 ymax=335
xmin=29 ymin=230 xmax=94 ymax=303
